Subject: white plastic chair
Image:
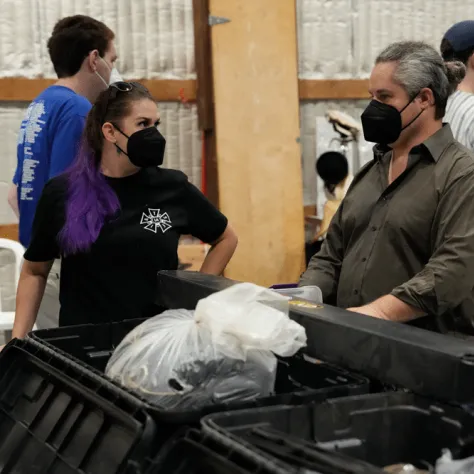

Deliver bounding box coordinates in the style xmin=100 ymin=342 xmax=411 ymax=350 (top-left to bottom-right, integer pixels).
xmin=0 ymin=238 xmax=37 ymax=336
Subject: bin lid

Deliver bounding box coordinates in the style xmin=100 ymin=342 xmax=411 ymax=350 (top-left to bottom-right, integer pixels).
xmin=157 ymin=271 xmax=474 ymax=404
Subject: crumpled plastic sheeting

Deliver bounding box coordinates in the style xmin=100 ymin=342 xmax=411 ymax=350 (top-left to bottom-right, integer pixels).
xmin=297 ymin=0 xmax=474 ymax=79
xmin=0 ymin=0 xmax=195 ymax=79
xmin=0 ymin=0 xmax=43 ymax=78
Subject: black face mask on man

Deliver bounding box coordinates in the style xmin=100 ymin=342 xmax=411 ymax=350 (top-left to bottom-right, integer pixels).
xmin=113 ymin=125 xmax=166 ymax=167
xmin=361 ymin=94 xmax=424 ymax=145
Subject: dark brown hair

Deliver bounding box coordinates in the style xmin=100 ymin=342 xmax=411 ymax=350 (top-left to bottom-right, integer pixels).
xmin=441 ymin=38 xmax=474 ymax=65
xmin=47 ymin=15 xmax=115 ymax=78
xmin=85 ymin=82 xmax=154 ymax=158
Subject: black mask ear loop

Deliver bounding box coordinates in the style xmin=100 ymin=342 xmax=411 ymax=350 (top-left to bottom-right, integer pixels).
xmin=400 ymin=92 xmax=425 ymax=132
xmin=111 ymin=123 xmax=129 ymax=156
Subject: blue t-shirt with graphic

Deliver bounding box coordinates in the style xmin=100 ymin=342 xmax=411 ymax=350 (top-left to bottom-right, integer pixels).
xmin=14 ymin=86 xmax=91 ymax=247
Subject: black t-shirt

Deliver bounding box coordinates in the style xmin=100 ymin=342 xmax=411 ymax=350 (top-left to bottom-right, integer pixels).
xmin=25 ymin=168 xmax=228 ymax=326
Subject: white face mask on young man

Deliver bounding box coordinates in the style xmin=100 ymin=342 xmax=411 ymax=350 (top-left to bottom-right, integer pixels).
xmin=96 ymin=57 xmax=123 ymax=88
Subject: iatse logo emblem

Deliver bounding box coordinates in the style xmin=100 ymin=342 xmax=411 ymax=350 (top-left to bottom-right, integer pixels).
xmin=140 ymin=208 xmax=172 ymax=234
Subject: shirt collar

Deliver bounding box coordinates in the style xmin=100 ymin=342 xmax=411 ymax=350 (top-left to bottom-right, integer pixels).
xmin=373 ymin=123 xmax=455 ymax=163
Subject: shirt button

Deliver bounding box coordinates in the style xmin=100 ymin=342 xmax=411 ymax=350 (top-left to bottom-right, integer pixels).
xmin=362 ymin=258 xmax=367 ymax=262
xmin=354 ymin=290 xmax=359 ymax=295
xmin=371 ymin=226 xmax=377 ymax=231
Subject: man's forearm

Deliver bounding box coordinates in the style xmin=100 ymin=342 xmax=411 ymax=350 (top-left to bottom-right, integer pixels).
xmin=349 ymin=294 xmax=425 ymax=322
xmin=372 ymin=295 xmax=425 ymax=321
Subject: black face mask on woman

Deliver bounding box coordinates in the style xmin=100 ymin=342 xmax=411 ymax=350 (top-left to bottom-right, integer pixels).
xmin=361 ymin=94 xmax=424 ymax=145
xmin=113 ymin=125 xmax=166 ymax=167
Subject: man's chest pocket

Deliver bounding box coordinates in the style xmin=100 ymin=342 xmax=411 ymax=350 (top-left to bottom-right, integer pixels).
xmin=384 ymin=187 xmax=437 ymax=258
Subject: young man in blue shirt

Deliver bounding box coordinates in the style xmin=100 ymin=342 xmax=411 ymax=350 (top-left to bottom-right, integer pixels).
xmin=9 ymin=15 xmax=119 ymax=329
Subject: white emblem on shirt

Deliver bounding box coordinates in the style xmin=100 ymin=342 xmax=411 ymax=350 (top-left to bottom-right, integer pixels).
xmin=140 ymin=208 xmax=172 ymax=234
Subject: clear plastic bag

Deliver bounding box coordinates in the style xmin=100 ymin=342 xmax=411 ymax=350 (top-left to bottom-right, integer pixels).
xmin=272 ymin=285 xmax=323 ymax=304
xmin=105 ymin=283 xmax=307 ymax=410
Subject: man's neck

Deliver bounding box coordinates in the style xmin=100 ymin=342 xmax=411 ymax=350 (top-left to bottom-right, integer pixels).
xmin=391 ymin=120 xmax=443 ymax=159
xmin=458 ymin=69 xmax=474 ymax=94
xmin=55 ymin=74 xmax=96 ymax=103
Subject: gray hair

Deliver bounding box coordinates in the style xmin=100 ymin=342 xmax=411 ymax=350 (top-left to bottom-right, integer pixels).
xmin=376 ymin=41 xmax=465 ymax=119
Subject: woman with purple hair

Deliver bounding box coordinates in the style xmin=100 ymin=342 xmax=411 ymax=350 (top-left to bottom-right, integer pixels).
xmin=8 ymin=82 xmax=238 ymax=340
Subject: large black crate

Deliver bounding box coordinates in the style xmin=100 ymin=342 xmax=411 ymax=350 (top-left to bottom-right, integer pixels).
xmin=28 ymin=318 xmax=369 ymax=426
xmin=146 ymin=429 xmax=294 ymax=474
xmin=0 ymin=338 xmax=157 ymax=474
xmin=202 ymin=392 xmax=474 ymax=473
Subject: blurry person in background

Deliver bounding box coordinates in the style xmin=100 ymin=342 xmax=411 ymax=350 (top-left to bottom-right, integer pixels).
xmin=314 ymin=150 xmax=353 ymax=241
xmin=8 ymin=15 xmax=118 ymax=330
xmin=7 ymin=82 xmax=237 ymax=343
xmin=300 ymin=41 xmax=474 ymax=337
xmin=305 ymin=151 xmax=353 ymax=267
xmin=441 ymin=20 xmax=474 ymax=150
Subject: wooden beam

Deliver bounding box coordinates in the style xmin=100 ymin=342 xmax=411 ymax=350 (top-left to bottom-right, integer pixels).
xmin=0 ymin=78 xmax=197 ymax=102
xmin=193 ymin=0 xmax=215 ymax=132
xmin=193 ymin=0 xmax=220 ymax=208
xmin=299 ymin=79 xmax=370 ymax=100
xmin=0 ymin=77 xmax=370 ymax=102
xmin=0 ymin=224 xmax=19 ymax=242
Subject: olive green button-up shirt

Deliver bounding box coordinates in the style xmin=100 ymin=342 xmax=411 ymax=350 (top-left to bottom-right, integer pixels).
xmin=300 ymin=124 xmax=474 ymax=333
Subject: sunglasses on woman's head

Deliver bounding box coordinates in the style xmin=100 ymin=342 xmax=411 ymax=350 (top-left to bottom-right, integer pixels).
xmin=102 ymin=81 xmax=147 ymax=124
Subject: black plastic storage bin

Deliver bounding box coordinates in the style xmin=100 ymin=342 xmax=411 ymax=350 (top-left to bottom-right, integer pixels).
xmin=28 ymin=318 xmax=369 ymax=428
xmin=146 ymin=429 xmax=296 ymax=474
xmin=0 ymin=338 xmax=157 ymax=474
xmin=202 ymin=392 xmax=474 ymax=473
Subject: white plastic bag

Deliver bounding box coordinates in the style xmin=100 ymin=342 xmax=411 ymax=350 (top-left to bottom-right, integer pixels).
xmin=105 ymin=283 xmax=307 ymax=410
xmin=435 ymin=450 xmax=474 ymax=473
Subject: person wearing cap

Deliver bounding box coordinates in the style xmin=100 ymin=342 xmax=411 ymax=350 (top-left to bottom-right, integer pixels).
xmin=441 ymin=20 xmax=474 ymax=150
xmin=300 ymin=41 xmax=474 ymax=336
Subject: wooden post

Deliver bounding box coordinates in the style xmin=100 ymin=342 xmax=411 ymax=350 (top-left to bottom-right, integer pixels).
xmin=193 ymin=0 xmax=219 ymax=207
xmin=209 ymin=0 xmax=305 ymax=286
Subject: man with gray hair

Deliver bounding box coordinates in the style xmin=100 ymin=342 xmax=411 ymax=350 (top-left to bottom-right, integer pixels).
xmin=300 ymin=41 xmax=474 ymax=336
xmin=441 ymin=20 xmax=474 ymax=150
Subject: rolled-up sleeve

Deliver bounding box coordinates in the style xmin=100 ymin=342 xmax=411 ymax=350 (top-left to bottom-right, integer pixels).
xmin=299 ymin=203 xmax=345 ymax=304
xmin=391 ymin=169 xmax=474 ymax=316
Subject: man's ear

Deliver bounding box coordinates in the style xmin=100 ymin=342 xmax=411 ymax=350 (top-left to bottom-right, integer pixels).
xmin=87 ymin=49 xmax=100 ymax=73
xmin=419 ymin=87 xmax=435 ymax=108
xmin=102 ymin=122 xmax=116 ymax=143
